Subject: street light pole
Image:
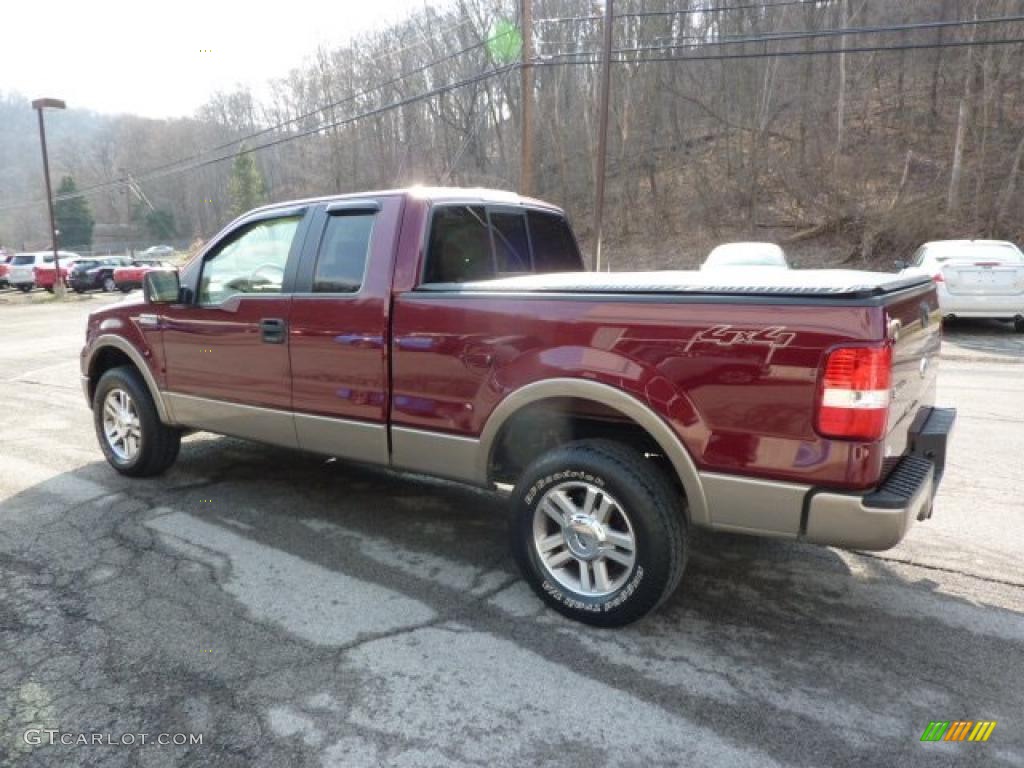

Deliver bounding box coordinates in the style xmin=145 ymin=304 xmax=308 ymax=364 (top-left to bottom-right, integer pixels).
xmin=32 ymin=97 xmax=66 ymax=298
xmin=592 ymin=0 xmax=614 ymax=272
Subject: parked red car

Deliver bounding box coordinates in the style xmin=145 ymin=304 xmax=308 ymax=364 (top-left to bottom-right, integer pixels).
xmin=80 ymin=187 xmax=955 ymax=626
xmin=112 ymin=260 xmax=174 ymax=293
xmin=0 ymin=251 xmax=14 ymax=288
xmin=33 ymin=259 xmax=77 ymax=292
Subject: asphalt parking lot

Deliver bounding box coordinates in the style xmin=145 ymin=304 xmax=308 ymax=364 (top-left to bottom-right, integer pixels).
xmin=1 ymin=290 xmax=1022 ymax=768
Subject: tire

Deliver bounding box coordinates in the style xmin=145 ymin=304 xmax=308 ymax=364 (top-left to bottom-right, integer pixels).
xmin=511 ymin=439 xmax=687 ymax=627
xmin=17 ymin=284 xmax=32 ymax=293
xmin=102 ymin=275 xmax=116 ymax=292
xmin=1015 ymin=317 xmax=1024 ymax=333
xmin=73 ymin=287 xmax=85 ymax=294
xmin=119 ymin=285 xmax=132 ymax=293
xmin=93 ymin=366 xmax=181 ymax=477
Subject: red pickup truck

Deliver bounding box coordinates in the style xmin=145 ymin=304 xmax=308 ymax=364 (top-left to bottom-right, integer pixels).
xmin=80 ymin=188 xmax=955 ymax=626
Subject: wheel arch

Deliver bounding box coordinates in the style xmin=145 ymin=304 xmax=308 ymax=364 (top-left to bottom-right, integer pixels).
xmin=478 ymin=378 xmax=709 ymax=525
xmin=85 ymin=335 xmax=172 ymax=423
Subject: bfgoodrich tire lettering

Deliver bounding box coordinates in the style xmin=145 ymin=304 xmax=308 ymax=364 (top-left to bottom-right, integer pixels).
xmin=93 ymin=365 xmax=181 ymax=477
xmin=511 ymin=439 xmax=687 ymax=627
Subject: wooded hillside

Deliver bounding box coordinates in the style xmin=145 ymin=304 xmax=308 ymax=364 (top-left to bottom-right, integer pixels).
xmin=2 ymin=0 xmax=1022 ymax=269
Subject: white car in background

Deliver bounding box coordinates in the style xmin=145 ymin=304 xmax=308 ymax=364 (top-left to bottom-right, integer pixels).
xmin=701 ymin=242 xmax=789 ymax=270
xmin=899 ymin=240 xmax=1024 ymax=332
xmin=6 ymin=250 xmax=80 ymax=292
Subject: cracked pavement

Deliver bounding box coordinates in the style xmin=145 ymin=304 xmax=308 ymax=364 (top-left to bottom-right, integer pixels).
xmin=0 ymin=294 xmax=1022 ymax=767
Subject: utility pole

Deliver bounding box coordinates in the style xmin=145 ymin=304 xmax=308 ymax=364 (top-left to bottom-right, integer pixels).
xmin=32 ymin=97 xmax=66 ymax=298
xmin=592 ymin=0 xmax=614 ymax=272
xmin=520 ymin=0 xmax=535 ymax=197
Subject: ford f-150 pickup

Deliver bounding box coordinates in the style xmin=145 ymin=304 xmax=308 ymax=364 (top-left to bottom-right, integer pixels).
xmin=80 ymin=187 xmax=955 ymax=626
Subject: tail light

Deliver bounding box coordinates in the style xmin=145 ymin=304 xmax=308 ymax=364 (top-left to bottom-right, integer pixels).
xmin=816 ymin=345 xmax=892 ymax=440
xmin=931 ymin=272 xmax=944 ymax=283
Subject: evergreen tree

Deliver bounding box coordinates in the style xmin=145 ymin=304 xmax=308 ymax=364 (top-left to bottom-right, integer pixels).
xmin=54 ymin=176 xmax=95 ymax=250
xmin=227 ymin=147 xmax=266 ymax=217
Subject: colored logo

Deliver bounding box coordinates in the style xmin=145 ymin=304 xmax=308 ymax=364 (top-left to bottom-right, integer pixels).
xmin=921 ymin=721 xmax=997 ymax=742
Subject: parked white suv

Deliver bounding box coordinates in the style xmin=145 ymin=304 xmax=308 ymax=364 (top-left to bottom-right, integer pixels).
xmin=6 ymin=251 xmax=77 ymax=292
xmin=899 ymin=240 xmax=1024 ymax=331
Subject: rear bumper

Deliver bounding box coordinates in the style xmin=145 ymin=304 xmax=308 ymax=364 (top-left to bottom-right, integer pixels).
xmin=804 ymin=407 xmax=956 ymax=550
xmin=938 ymin=289 xmax=1024 ymax=318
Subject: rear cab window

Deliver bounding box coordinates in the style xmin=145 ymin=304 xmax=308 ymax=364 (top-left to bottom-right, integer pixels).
xmin=422 ymin=204 xmax=583 ymax=284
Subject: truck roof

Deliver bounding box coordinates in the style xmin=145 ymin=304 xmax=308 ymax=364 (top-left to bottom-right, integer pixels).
xmin=247 ymin=186 xmax=565 ymax=217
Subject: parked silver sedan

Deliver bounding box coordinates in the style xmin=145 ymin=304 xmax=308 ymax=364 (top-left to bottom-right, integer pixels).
xmin=899 ymin=240 xmax=1024 ymax=332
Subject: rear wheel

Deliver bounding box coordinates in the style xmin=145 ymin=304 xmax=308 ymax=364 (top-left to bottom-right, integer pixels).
xmin=93 ymin=366 xmax=181 ymax=477
xmin=119 ymin=285 xmax=132 ymax=293
xmin=17 ymin=284 xmax=31 ymax=293
xmin=511 ymin=439 xmax=687 ymax=627
xmin=102 ymin=275 xmax=116 ymax=292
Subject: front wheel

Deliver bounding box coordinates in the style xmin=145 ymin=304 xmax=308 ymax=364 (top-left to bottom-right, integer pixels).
xmin=93 ymin=366 xmax=181 ymax=477
xmin=119 ymin=285 xmax=132 ymax=293
xmin=511 ymin=439 xmax=687 ymax=627
xmin=17 ymin=284 xmax=32 ymax=293
xmin=102 ymin=276 xmax=116 ymax=292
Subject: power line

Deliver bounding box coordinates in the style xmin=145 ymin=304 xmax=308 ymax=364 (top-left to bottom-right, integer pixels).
xmin=0 ymin=64 xmax=519 ymax=214
xmin=36 ymin=23 xmax=507 ymax=206
xmin=538 ymin=14 xmax=1024 ymax=60
xmin=536 ymin=35 xmax=1024 ymax=67
xmin=535 ymin=0 xmax=828 ymax=24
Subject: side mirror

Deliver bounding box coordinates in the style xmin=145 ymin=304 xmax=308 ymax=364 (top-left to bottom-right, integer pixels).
xmin=144 ymin=270 xmax=180 ymax=304
xmin=893 ymin=259 xmax=908 ymax=270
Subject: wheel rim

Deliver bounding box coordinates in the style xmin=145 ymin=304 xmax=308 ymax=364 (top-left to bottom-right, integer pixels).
xmin=532 ymin=481 xmax=637 ymax=598
xmin=102 ymin=388 xmax=141 ymax=462
xmin=104 ymin=277 xmax=115 ymax=291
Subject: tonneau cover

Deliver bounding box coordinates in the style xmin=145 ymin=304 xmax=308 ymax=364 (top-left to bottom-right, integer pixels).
xmin=424 ymin=269 xmax=931 ymax=297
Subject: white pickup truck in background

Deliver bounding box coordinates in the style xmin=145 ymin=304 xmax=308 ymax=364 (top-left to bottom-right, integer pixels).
xmin=900 ymin=240 xmax=1024 ymax=332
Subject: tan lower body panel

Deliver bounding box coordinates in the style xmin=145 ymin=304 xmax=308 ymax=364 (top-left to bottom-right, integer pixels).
xmin=699 ymin=472 xmax=810 ymax=537
xmin=165 ymin=392 xmax=300 ymax=449
xmin=390 ymin=426 xmax=482 ymax=485
xmin=294 ymin=412 xmax=388 ymax=466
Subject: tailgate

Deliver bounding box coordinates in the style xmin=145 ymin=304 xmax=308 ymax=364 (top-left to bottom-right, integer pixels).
xmin=943 ymin=261 xmax=1024 ymax=296
xmin=883 ymin=282 xmax=942 ymax=458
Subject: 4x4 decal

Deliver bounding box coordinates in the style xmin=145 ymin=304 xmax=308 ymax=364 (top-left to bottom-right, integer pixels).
xmin=685 ymin=324 xmax=796 ymax=352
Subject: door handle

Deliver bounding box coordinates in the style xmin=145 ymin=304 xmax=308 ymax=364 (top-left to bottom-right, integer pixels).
xmin=260 ymin=318 xmax=287 ymax=344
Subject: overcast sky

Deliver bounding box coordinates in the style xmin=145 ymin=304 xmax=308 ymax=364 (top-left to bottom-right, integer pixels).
xmin=4 ymin=0 xmax=441 ymax=118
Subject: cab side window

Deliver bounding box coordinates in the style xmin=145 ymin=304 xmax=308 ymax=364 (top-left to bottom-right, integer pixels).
xmin=424 ymin=206 xmax=493 ymax=284
xmin=199 ymin=216 xmax=300 ymax=305
xmin=313 ymin=213 xmax=375 ymax=293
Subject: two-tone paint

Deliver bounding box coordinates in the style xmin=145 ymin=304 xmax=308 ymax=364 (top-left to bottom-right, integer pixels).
xmin=81 ymin=187 xmax=944 ymax=546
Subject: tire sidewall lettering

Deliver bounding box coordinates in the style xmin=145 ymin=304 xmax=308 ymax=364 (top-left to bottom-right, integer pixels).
xmin=524 ymin=469 xmax=605 ymax=506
